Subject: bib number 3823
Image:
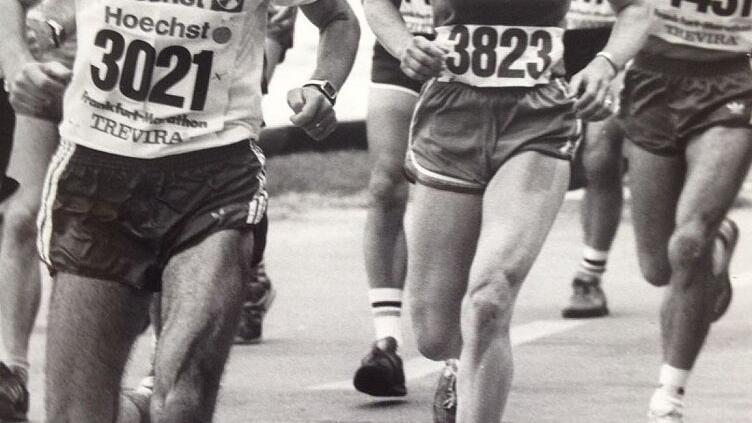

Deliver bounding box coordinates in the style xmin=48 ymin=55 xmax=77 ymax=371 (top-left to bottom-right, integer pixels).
xmin=437 ymin=25 xmax=564 ymax=88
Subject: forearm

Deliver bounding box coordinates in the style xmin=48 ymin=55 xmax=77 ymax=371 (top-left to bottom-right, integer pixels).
xmin=0 ymin=0 xmax=34 ymax=76
xmin=302 ymin=2 xmax=360 ymax=90
xmin=603 ymin=0 xmax=653 ymax=69
xmin=362 ymin=0 xmax=411 ymax=59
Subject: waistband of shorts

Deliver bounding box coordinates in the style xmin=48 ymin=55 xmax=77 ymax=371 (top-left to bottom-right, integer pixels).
xmin=66 ymin=139 xmax=257 ymax=170
xmin=632 ymin=52 xmax=751 ymax=77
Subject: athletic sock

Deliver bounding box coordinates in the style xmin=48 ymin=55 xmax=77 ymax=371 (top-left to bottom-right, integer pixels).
xmin=576 ymin=246 xmax=609 ymax=281
xmin=658 ymin=363 xmax=689 ymax=397
xmin=368 ymin=288 xmax=403 ymax=346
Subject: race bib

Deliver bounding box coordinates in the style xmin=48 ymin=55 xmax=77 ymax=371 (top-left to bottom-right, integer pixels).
xmin=567 ymin=0 xmax=616 ymax=29
xmin=653 ymin=0 xmax=752 ymax=52
xmin=437 ymin=25 xmax=564 ymax=88
xmin=64 ymin=0 xmax=246 ymax=149
xmin=399 ymin=0 xmax=434 ymax=35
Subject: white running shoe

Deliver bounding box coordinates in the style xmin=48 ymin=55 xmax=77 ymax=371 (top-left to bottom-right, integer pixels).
xmin=648 ymin=388 xmax=684 ymax=423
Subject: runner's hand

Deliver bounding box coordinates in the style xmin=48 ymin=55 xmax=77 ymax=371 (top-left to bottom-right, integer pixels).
xmin=569 ymin=57 xmax=617 ymax=122
xmin=399 ymin=36 xmax=446 ymax=81
xmin=287 ymin=86 xmax=337 ymax=141
xmin=25 ymin=17 xmax=56 ymax=58
xmin=6 ymin=61 xmax=71 ymax=118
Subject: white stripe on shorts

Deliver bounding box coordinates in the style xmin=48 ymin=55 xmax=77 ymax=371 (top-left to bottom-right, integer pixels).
xmin=369 ymin=82 xmax=420 ymax=98
xmin=36 ymin=140 xmax=76 ymax=264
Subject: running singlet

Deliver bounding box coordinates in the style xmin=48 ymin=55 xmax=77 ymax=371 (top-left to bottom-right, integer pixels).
xmin=398 ymin=0 xmax=433 ymax=35
xmin=652 ymin=0 xmax=752 ymax=52
xmin=60 ymin=0 xmax=313 ymax=158
xmin=566 ymin=0 xmax=616 ymax=29
xmin=433 ymin=0 xmax=569 ymax=87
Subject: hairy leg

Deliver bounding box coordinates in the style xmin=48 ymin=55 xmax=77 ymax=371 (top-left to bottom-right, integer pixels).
xmin=663 ymin=126 xmax=752 ymax=369
xmin=150 ymin=230 xmax=252 ymax=423
xmin=458 ymin=152 xmax=569 ymax=423
xmin=45 ymin=273 xmax=150 ymax=423
xmin=363 ymin=86 xmax=417 ymax=291
xmin=0 ymin=116 xmax=58 ymax=372
xmin=405 ymin=185 xmax=481 ymax=361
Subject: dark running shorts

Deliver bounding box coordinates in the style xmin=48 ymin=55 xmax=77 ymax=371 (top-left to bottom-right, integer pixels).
xmin=406 ymin=79 xmax=581 ymax=193
xmin=622 ymin=52 xmax=752 ymax=156
xmin=371 ymin=35 xmax=434 ymax=95
xmin=563 ymin=27 xmax=612 ymax=79
xmin=37 ymin=140 xmax=269 ymax=291
xmin=0 ymin=81 xmax=15 ymax=174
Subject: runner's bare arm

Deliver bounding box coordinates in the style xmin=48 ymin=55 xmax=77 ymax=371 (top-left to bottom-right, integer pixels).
xmin=0 ymin=0 xmax=35 ymax=77
xmin=362 ymin=0 xmax=444 ymax=81
xmin=286 ymin=0 xmax=360 ymax=140
xmin=571 ymin=0 xmax=652 ymax=120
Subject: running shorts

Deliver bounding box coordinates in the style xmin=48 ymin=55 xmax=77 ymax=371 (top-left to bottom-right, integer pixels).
xmin=621 ymin=52 xmax=752 ymax=156
xmin=563 ymin=27 xmax=612 ymax=79
xmin=37 ymin=140 xmax=269 ymax=291
xmin=0 ymin=81 xmax=14 ymax=173
xmin=371 ymin=35 xmax=434 ymax=95
xmin=406 ymin=79 xmax=580 ymax=193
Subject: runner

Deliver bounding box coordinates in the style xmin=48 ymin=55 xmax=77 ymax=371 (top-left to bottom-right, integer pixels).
xmin=0 ymin=1 xmax=74 ymax=420
xmin=621 ymin=2 xmax=752 ymax=421
xmin=6 ymin=0 xmax=359 ymax=421
xmin=364 ymin=0 xmax=651 ymax=422
xmin=561 ymin=0 xmax=625 ymax=318
xmin=353 ymin=0 xmax=433 ymax=398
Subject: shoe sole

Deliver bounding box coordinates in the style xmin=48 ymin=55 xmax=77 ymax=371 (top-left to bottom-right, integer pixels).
xmin=353 ymin=364 xmax=407 ymax=397
xmin=712 ymin=219 xmax=738 ymax=322
xmin=561 ymin=306 xmax=609 ymax=319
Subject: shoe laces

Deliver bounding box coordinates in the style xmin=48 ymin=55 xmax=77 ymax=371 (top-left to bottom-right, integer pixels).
xmin=442 ymin=361 xmax=458 ymax=410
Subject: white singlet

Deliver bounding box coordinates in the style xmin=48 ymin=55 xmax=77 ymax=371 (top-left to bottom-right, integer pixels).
xmin=60 ymin=0 xmax=314 ymax=159
xmin=566 ymin=0 xmax=616 ymax=30
xmin=399 ymin=0 xmax=434 ymax=35
xmin=652 ymin=0 xmax=752 ymax=52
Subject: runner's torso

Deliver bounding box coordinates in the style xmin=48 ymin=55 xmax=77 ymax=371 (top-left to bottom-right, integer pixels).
xmin=566 ymin=0 xmax=615 ymax=29
xmin=61 ymin=0 xmax=309 ymax=158
xmin=433 ymin=0 xmax=570 ymax=87
xmin=644 ymin=0 xmax=752 ymax=60
xmin=397 ymin=0 xmax=433 ymax=35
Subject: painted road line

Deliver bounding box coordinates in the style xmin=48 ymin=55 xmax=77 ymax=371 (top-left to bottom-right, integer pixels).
xmin=307 ymin=319 xmax=588 ymax=391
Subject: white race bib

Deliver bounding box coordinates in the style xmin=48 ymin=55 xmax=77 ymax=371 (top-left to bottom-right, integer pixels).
xmin=653 ymin=0 xmax=752 ymax=52
xmin=399 ymin=0 xmax=433 ymax=35
xmin=63 ymin=0 xmax=247 ymax=155
xmin=567 ymin=0 xmax=616 ymax=29
xmin=437 ymin=25 xmax=564 ymax=88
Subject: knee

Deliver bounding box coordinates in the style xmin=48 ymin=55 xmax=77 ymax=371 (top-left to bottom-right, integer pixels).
xmin=639 ymin=263 xmax=671 ymax=287
xmin=464 ymin=270 xmax=517 ymax=337
xmin=668 ymin=219 xmax=715 ymax=275
xmin=367 ymin=162 xmax=408 ymax=209
xmin=2 ymin=202 xmax=39 ymax=245
xmin=582 ymin=147 xmax=621 ymax=187
xmin=411 ymin=300 xmax=456 ymax=361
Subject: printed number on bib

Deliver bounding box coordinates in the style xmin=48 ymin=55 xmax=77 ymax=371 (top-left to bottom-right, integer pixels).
xmin=670 ymin=0 xmax=752 ymax=17
xmin=438 ymin=25 xmax=564 ymax=87
xmin=91 ymin=30 xmax=213 ymax=111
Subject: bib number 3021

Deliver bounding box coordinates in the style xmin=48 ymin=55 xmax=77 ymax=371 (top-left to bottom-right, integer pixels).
xmin=438 ymin=25 xmax=564 ymax=88
xmin=91 ymin=29 xmax=213 ymax=111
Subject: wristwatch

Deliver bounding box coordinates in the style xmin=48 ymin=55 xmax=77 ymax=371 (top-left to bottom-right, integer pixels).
xmin=303 ymin=80 xmax=337 ymax=105
xmin=46 ymin=19 xmax=66 ymax=48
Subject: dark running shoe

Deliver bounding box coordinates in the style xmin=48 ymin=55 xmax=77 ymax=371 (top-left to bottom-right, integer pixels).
xmin=562 ymin=277 xmax=609 ymax=319
xmin=235 ymin=261 xmax=276 ymax=344
xmin=433 ymin=359 xmax=457 ymax=423
xmin=0 ymin=362 xmax=28 ymax=422
xmin=353 ymin=337 xmax=407 ymax=397
xmin=712 ymin=218 xmax=738 ymax=322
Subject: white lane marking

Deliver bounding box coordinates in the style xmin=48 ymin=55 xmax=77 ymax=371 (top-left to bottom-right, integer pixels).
xmin=307 ymin=319 xmax=587 ymax=391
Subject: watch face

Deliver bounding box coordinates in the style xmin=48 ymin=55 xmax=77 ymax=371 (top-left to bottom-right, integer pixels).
xmin=322 ymin=82 xmax=336 ymax=98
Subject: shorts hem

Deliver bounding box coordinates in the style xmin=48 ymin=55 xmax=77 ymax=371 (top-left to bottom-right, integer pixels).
xmin=369 ymin=82 xmax=420 ymax=97
xmin=404 ymin=152 xmax=484 ymax=194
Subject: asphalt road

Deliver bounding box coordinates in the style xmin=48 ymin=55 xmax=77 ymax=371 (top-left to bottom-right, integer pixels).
xmin=22 ymin=191 xmax=752 ymax=423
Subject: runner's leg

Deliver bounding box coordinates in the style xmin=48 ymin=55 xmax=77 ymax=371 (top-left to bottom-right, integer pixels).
xmin=0 ymin=116 xmax=57 ymax=381
xmin=458 ymin=151 xmax=569 ymax=422
xmin=45 ymin=274 xmax=150 ymax=423
xmin=406 ymin=186 xmax=480 ymax=361
xmin=150 ymin=229 xmax=252 ymax=423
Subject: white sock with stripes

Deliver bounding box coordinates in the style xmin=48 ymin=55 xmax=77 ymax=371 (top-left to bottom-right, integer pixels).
xmin=369 ymin=288 xmax=403 ymax=346
xmin=576 ymin=246 xmax=609 ymax=281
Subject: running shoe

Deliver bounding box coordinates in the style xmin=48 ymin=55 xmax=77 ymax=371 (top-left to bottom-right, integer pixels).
xmin=433 ymin=359 xmax=457 ymax=423
xmin=562 ymin=277 xmax=609 ymax=318
xmin=711 ymin=218 xmax=738 ymax=322
xmin=235 ymin=261 xmax=275 ymax=344
xmin=647 ymin=389 xmax=684 ymax=423
xmin=0 ymin=362 xmax=28 ymax=422
xmin=353 ymin=337 xmax=407 ymax=397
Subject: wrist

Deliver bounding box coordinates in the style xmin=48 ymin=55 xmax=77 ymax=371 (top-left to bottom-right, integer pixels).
xmin=594 ymin=52 xmax=620 ymax=78
xmin=303 ymin=79 xmax=337 ymax=105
